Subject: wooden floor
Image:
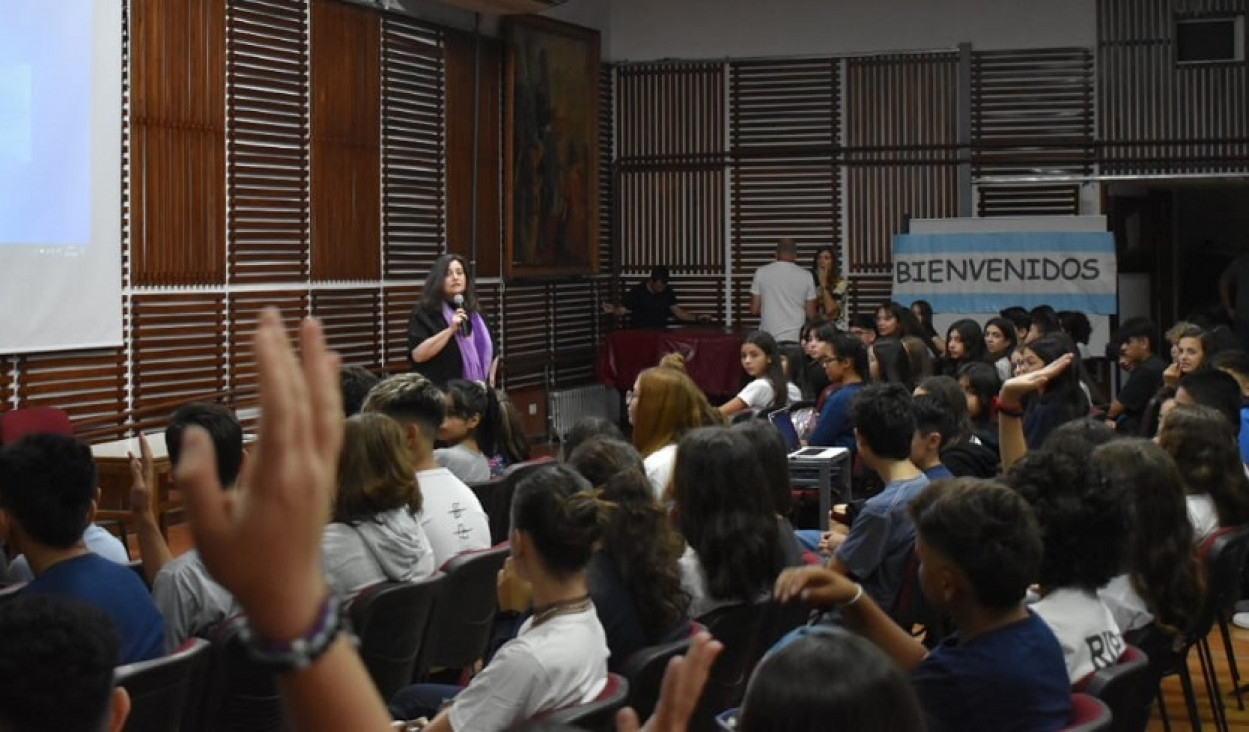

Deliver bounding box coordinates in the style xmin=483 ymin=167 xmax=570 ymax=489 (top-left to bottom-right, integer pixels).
xmin=152 ymin=524 xmax=1249 ymax=731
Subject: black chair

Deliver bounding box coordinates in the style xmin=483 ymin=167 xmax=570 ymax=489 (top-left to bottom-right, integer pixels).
xmin=186 ymin=616 xmax=289 ymax=732
xmin=414 ymin=543 xmax=511 ymax=681
xmin=350 ymin=575 xmax=444 ymax=701
xmin=620 ymin=636 xmax=694 ymax=721
xmin=1194 ymin=525 xmax=1249 ymax=732
xmin=539 ymin=673 xmax=630 ymax=732
xmin=690 ymin=600 xmax=810 ymax=732
xmin=468 ymin=477 xmax=512 ymax=546
xmin=890 ymin=545 xmax=950 ymax=647
xmin=1078 ymin=645 xmax=1153 ymax=732
xmin=115 ymin=637 xmax=210 ymax=732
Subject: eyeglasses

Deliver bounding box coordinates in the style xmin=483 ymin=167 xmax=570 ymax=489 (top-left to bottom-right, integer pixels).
xmin=818 ymin=356 xmax=841 ymax=366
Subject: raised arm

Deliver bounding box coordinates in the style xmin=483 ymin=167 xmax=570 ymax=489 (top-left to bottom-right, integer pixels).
xmin=129 ymin=434 xmax=172 ymax=586
xmin=998 ymin=353 xmax=1074 ymax=472
xmin=178 ymin=311 xmax=393 ymax=732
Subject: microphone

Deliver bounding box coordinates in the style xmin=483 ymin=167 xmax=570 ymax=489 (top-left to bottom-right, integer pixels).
xmin=452 ymin=294 xmax=472 ymax=337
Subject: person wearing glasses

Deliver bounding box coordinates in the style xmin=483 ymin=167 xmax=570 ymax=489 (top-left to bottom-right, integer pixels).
xmin=806 ymin=333 xmax=868 ymax=450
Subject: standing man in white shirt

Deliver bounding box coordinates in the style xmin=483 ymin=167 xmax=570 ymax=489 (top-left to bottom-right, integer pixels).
xmin=751 ymin=238 xmax=818 ymax=342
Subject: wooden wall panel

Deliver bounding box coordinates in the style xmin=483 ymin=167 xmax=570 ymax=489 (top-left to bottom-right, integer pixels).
xmin=311 ymin=0 xmax=381 ymax=281
xmin=1098 ymin=0 xmax=1249 ymax=173
xmin=16 ymin=350 xmax=127 ymax=439
xmin=227 ymin=0 xmax=310 ymax=282
xmin=501 ymin=283 xmax=550 ymax=390
xmin=383 ymin=285 xmax=422 ymax=372
xmin=130 ymin=0 xmax=227 ymax=285
xmin=227 ymin=291 xmax=308 ymax=414
xmin=446 ymin=31 xmax=501 ymax=277
xmin=311 ymin=289 xmax=382 ymax=368
xmin=383 ymin=16 xmax=446 ymax=279
xmin=131 ymin=293 xmax=228 ymax=430
xmin=844 ymin=54 xmax=960 ymax=274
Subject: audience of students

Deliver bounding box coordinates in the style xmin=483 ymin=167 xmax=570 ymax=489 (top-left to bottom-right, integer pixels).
xmin=1106 ymin=317 xmax=1166 ymax=434
xmin=628 ymin=364 xmax=718 ymax=499
xmin=1007 ymin=450 xmax=1128 ymax=682
xmin=323 ymin=413 xmax=436 ymax=602
xmin=362 ymin=374 xmax=490 ymax=566
xmin=0 ymin=433 xmax=165 ymax=663
xmin=1015 ymin=334 xmax=1090 ymax=449
xmin=566 ymin=437 xmax=691 ymax=669
xmin=731 ymin=420 xmax=810 ymax=568
xmin=807 ymin=333 xmax=868 ymax=449
xmin=914 ymin=375 xmax=998 ymax=478
xmin=869 ymin=337 xmax=915 ymax=391
xmin=1156 ymin=403 xmax=1249 ymax=541
xmin=720 ymin=330 xmax=800 ymax=417
xmin=434 ymin=378 xmax=503 ymax=483
xmin=133 ymin=403 xmax=242 ymax=651
xmin=957 ymin=361 xmax=1002 ymax=454
xmin=671 ymin=427 xmax=785 ymax=617
xmin=939 ymin=319 xmax=987 ymax=377
xmin=777 ymin=478 xmax=1071 ymax=732
xmin=982 ymin=316 xmax=1019 ymax=381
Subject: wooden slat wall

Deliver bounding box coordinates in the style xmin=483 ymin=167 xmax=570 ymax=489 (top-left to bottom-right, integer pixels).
xmin=16 ymin=350 xmax=128 ymax=438
xmin=1099 ymin=0 xmax=1249 ymax=174
xmin=730 ymin=59 xmax=840 ymax=327
xmin=311 ymin=289 xmax=382 ymax=367
xmin=971 ymin=48 xmax=1095 ymax=178
xmin=382 ymin=285 xmax=422 ymax=371
xmin=616 ymin=64 xmax=726 ymax=278
xmin=130 ymin=0 xmax=227 ymax=286
xmin=502 ymin=283 xmax=551 ymax=390
xmin=131 ymin=294 xmax=228 ymax=423
xmin=599 ymin=66 xmax=615 ymax=276
xmin=227 ymin=0 xmax=310 ymax=282
xmin=310 ymin=0 xmax=381 ymax=281
xmin=445 ymin=31 xmax=500 ymax=276
xmin=228 ymin=291 xmax=308 ymax=420
xmin=844 ymin=53 xmax=960 ymax=275
xmin=978 ymin=184 xmax=1082 ymax=217
xmin=384 ymin=16 xmax=446 ymax=279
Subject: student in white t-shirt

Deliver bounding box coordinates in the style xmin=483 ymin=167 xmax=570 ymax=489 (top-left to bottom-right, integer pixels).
xmin=1008 ymin=449 xmax=1129 ymax=683
xmin=389 ymin=464 xmax=610 ymax=730
xmin=628 ymin=362 xmax=722 ymax=500
xmin=719 ymin=331 xmax=800 ymax=419
xmin=362 ymin=374 xmax=490 ymax=568
xmin=1157 ymin=403 xmax=1249 ymax=543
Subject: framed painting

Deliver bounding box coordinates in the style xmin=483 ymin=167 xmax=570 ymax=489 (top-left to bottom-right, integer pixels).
xmin=503 ymin=16 xmax=600 ymax=278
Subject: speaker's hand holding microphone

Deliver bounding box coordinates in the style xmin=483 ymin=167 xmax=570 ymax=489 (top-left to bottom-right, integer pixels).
xmin=451 ymin=294 xmax=472 ymax=337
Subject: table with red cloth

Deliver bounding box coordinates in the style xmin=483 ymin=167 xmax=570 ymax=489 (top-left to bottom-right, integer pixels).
xmin=595 ymin=327 xmax=745 ymax=396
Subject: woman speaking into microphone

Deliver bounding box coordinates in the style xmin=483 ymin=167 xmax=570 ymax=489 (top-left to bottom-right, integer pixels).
xmin=407 ymin=253 xmax=498 ymax=386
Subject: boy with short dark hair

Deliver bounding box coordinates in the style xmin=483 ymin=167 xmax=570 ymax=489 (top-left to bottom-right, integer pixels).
xmin=0 ymin=433 xmax=164 ymax=663
xmin=1108 ymin=317 xmax=1165 ymax=433
xmin=776 ymin=478 xmax=1070 ymax=732
xmin=911 ymin=394 xmax=955 ymax=480
xmin=824 ymin=383 xmax=928 ymax=612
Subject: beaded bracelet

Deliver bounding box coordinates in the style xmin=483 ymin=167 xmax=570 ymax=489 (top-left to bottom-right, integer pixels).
xmin=239 ymin=593 xmax=346 ymax=672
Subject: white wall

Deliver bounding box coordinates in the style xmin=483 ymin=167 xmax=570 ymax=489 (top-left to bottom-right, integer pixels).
xmin=606 ymin=0 xmax=1095 ymax=62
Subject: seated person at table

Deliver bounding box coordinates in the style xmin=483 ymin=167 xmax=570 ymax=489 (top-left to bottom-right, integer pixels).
xmin=363 ymin=374 xmax=490 ymax=566
xmin=602 ymin=266 xmax=705 ymax=328
xmin=324 ymin=413 xmax=436 ymax=603
xmin=775 ymin=478 xmax=1070 ymax=732
xmin=388 ymin=465 xmax=609 ymax=730
xmin=131 ymin=402 xmax=243 ymax=651
xmin=0 ymin=595 xmax=131 ymax=732
xmin=1008 ymin=450 xmax=1127 ymax=682
xmin=807 ymin=333 xmax=868 ymax=449
xmin=0 ymin=433 xmax=164 ymax=663
xmin=822 ymin=384 xmax=928 ymax=613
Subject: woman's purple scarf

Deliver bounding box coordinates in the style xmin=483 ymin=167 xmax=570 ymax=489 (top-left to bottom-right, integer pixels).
xmin=442 ymin=302 xmax=493 ymax=382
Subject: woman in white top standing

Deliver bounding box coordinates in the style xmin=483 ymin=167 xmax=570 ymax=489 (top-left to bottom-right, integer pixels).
xmin=720 ymin=331 xmax=800 ymax=418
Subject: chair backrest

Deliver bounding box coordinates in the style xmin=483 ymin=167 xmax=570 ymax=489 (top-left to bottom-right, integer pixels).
xmin=1063 ymin=693 xmax=1113 ymax=731
xmin=620 ymin=637 xmax=694 ymax=721
xmin=415 ymin=543 xmax=511 ymax=680
xmin=349 ymin=575 xmax=444 ymax=701
xmin=186 ymin=616 xmax=288 ymax=732
xmin=467 ymin=477 xmax=512 ymax=546
xmin=0 ymin=406 xmax=73 ymax=445
xmin=539 ymin=673 xmax=630 ymax=732
xmin=690 ymin=600 xmax=810 ymax=732
xmin=115 ymin=638 xmax=211 ymax=732
xmin=1078 ymin=645 xmax=1153 ymax=732
xmin=890 ymin=544 xmax=950 ymax=645
xmin=767 ymin=408 xmax=800 ymax=451
xmin=1200 ymin=525 xmax=1249 ymax=630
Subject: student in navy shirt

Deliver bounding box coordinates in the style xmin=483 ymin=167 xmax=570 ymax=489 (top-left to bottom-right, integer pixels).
xmin=808 ymin=333 xmax=868 ymax=449
xmin=0 ymin=433 xmax=165 ymax=664
xmin=777 ymin=478 xmax=1070 ymax=732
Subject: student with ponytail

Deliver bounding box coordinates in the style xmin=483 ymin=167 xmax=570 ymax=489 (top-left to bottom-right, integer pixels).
xmin=389 ymin=464 xmax=611 ymax=730
xmin=434 ymin=379 xmax=505 ymax=483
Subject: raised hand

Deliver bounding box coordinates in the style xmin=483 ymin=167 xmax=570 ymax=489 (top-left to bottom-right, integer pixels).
xmin=176 ymin=310 xmax=343 ymax=641
xmin=999 ymin=352 xmax=1075 ymax=410
xmin=615 ymin=632 xmax=724 ymax=732
xmin=128 ymin=432 xmax=157 ymax=516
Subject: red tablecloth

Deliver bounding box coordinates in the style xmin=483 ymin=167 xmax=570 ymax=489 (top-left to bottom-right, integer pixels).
xmin=595 ymin=328 xmax=745 ymax=396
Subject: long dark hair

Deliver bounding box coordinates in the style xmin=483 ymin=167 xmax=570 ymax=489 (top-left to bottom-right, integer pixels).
xmin=870 ymin=339 xmax=913 ymax=391
xmin=911 ymin=300 xmax=938 ymax=339
xmin=983 ymin=316 xmax=1020 ymax=360
xmin=943 ymin=319 xmax=987 ymax=373
xmin=810 ymin=246 xmax=838 ymax=286
xmin=917 ymin=375 xmax=973 ymax=444
xmin=957 ymin=361 xmax=1001 ymax=424
xmin=1158 ymin=404 xmax=1249 ymax=527
xmin=567 ymin=437 xmax=691 ymax=639
xmin=511 ymin=464 xmax=609 ymax=578
xmin=673 ymin=428 xmax=783 ymax=605
xmin=443 ymin=379 xmax=503 ymax=457
xmin=1025 ymin=334 xmax=1089 ymax=420
xmin=420 ymin=253 xmax=478 ymax=314
xmin=1094 ymin=440 xmax=1204 ymax=635
xmin=743 ymin=331 xmax=788 ymax=410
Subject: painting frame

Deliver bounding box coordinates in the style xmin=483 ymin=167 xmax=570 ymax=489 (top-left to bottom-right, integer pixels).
xmin=503 ymin=15 xmax=600 ymax=279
